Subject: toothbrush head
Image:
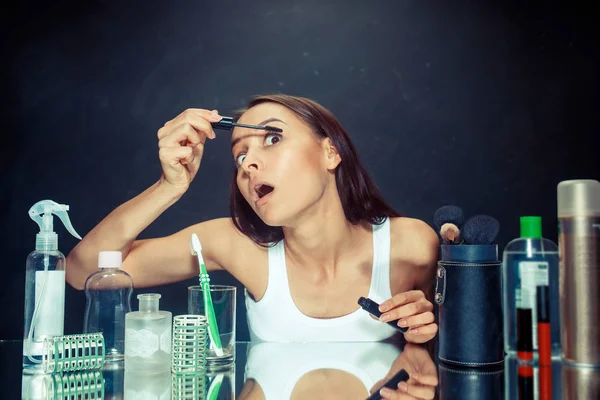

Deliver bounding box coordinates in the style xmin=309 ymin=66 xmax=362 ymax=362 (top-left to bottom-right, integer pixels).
xmin=190 ymin=233 xmax=202 ymax=256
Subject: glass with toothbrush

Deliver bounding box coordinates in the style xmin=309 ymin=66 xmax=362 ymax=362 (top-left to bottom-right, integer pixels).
xmin=188 ymin=285 xmax=236 ymax=370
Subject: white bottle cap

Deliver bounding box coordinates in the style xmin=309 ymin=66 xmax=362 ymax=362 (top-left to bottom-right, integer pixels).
xmin=98 ymin=251 xmax=123 ymax=268
xmin=557 ymin=179 xmax=600 ymax=218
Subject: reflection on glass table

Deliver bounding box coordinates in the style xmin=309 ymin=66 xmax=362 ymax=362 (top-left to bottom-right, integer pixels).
xmin=504 ymin=355 xmax=600 ymax=400
xmin=238 ymin=341 xmax=437 ymax=400
xmin=13 ymin=340 xmax=438 ymax=400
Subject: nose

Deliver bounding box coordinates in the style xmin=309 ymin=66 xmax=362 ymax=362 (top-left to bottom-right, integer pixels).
xmin=240 ymin=149 xmax=264 ymax=174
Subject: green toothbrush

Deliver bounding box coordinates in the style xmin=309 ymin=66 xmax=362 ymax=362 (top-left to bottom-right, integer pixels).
xmin=190 ymin=233 xmax=223 ymax=356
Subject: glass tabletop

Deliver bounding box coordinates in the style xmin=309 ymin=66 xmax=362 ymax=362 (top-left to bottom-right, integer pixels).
xmin=2 ymin=339 xmax=599 ymax=399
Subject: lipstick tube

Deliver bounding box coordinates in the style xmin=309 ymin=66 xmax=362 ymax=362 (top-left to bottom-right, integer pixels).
xmin=537 ymin=285 xmax=552 ymax=366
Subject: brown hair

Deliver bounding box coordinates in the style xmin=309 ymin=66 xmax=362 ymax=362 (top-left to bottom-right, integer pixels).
xmin=229 ymin=94 xmax=400 ymax=246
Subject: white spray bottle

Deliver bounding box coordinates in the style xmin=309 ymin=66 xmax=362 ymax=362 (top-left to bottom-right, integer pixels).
xmin=22 ymin=200 xmax=81 ymax=372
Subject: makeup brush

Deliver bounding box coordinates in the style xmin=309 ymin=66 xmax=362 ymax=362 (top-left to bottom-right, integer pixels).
xmin=433 ymin=205 xmax=465 ymax=244
xmin=462 ymin=215 xmax=500 ymax=245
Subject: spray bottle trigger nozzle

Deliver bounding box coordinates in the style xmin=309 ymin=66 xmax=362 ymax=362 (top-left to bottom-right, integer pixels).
xmin=55 ymin=209 xmax=82 ymax=240
xmin=28 ymin=200 xmax=82 ymax=240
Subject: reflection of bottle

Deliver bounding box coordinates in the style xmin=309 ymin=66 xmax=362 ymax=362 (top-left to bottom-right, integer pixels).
xmin=103 ymin=362 xmax=125 ymax=400
xmin=23 ymin=200 xmax=81 ymax=372
xmin=539 ymin=366 xmax=552 ymax=400
xmin=506 ymin=355 xmax=559 ymax=400
xmin=124 ymin=369 xmax=172 ymax=400
xmin=83 ymin=251 xmax=133 ymax=362
xmin=558 ymin=179 xmax=600 ymax=366
xmin=21 ymin=372 xmax=51 ymax=400
xmin=562 ymin=363 xmax=600 ymax=400
xmin=125 ymin=293 xmax=172 ymax=373
xmin=517 ymin=364 xmax=534 ymax=400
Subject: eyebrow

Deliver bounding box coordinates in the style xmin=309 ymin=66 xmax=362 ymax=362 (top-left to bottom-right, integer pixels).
xmin=231 ymin=118 xmax=286 ymax=150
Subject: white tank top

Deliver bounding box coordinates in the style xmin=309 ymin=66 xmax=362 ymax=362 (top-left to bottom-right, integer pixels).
xmin=244 ymin=341 xmax=402 ymax=399
xmin=245 ymin=218 xmax=397 ymax=342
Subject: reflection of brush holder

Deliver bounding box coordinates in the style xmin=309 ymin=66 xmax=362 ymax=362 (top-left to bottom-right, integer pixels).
xmin=172 ymin=373 xmax=207 ymax=400
xmin=439 ymin=363 xmax=504 ymax=399
xmin=42 ymin=333 xmax=105 ymax=373
xmin=435 ymin=245 xmax=504 ymax=367
xmin=172 ymin=315 xmax=208 ymax=374
xmin=46 ymin=370 xmax=105 ymax=400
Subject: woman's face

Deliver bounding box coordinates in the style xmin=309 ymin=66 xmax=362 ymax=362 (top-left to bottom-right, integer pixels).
xmin=231 ymin=102 xmax=338 ymax=227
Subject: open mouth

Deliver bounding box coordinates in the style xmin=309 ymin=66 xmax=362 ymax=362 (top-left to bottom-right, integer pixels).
xmin=255 ymin=184 xmax=274 ymax=199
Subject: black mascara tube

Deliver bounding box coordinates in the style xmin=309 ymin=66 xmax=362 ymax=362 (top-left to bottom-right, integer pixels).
xmin=358 ymin=297 xmax=408 ymax=333
xmin=211 ymin=116 xmax=283 ymax=132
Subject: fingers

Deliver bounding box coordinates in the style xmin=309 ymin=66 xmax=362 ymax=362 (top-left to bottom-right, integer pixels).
xmin=379 ymin=387 xmax=412 ymax=399
xmin=380 ymin=290 xmax=426 ymax=312
xmin=379 ymin=386 xmax=417 ymax=400
xmin=158 ymin=108 xmax=221 ymax=142
xmin=399 ymin=311 xmax=435 ymax=330
xmin=379 ymin=380 xmax=436 ymax=400
xmin=401 ymin=380 xmax=436 ymax=399
xmin=158 ymin=123 xmax=199 ymax=151
xmin=403 ymin=325 xmax=438 ymax=343
xmin=411 ymin=373 xmax=439 ymax=387
xmin=380 ymin=298 xmax=433 ymax=324
xmin=377 ymin=290 xmax=437 ymax=343
xmin=159 ymin=146 xmax=194 ymax=167
xmin=406 ymin=323 xmax=438 ymax=336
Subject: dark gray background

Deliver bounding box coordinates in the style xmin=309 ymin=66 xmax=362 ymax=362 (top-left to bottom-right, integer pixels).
xmin=1 ymin=0 xmax=598 ymax=341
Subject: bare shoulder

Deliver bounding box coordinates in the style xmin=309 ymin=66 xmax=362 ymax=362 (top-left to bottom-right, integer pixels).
xmin=389 ymin=217 xmax=439 ymax=269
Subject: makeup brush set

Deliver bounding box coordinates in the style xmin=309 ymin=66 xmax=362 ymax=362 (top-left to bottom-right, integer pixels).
xmin=433 ymin=205 xmax=505 ymax=369
xmin=433 ymin=205 xmax=500 ymax=246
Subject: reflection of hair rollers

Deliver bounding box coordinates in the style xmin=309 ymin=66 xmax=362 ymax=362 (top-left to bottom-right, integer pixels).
xmin=42 ymin=333 xmax=105 ymax=373
xmin=46 ymin=370 xmax=105 ymax=399
xmin=172 ymin=373 xmax=207 ymax=400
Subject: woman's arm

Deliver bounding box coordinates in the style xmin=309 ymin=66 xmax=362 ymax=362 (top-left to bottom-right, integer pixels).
xmin=380 ymin=217 xmax=439 ymax=344
xmin=66 ymin=108 xmax=224 ymax=289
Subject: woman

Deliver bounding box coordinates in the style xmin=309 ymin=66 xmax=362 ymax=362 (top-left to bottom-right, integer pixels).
xmin=67 ymin=94 xmax=439 ymax=346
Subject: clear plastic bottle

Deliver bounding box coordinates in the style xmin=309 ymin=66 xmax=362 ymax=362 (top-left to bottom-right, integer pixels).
xmin=124 ymin=293 xmax=172 ymax=373
xmin=83 ymin=251 xmax=133 ymax=362
xmin=23 ymin=200 xmax=81 ymax=373
xmin=502 ymin=216 xmax=560 ymax=361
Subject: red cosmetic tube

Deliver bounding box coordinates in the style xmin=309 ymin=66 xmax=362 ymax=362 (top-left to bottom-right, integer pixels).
xmin=536 ymin=285 xmax=552 ymax=366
